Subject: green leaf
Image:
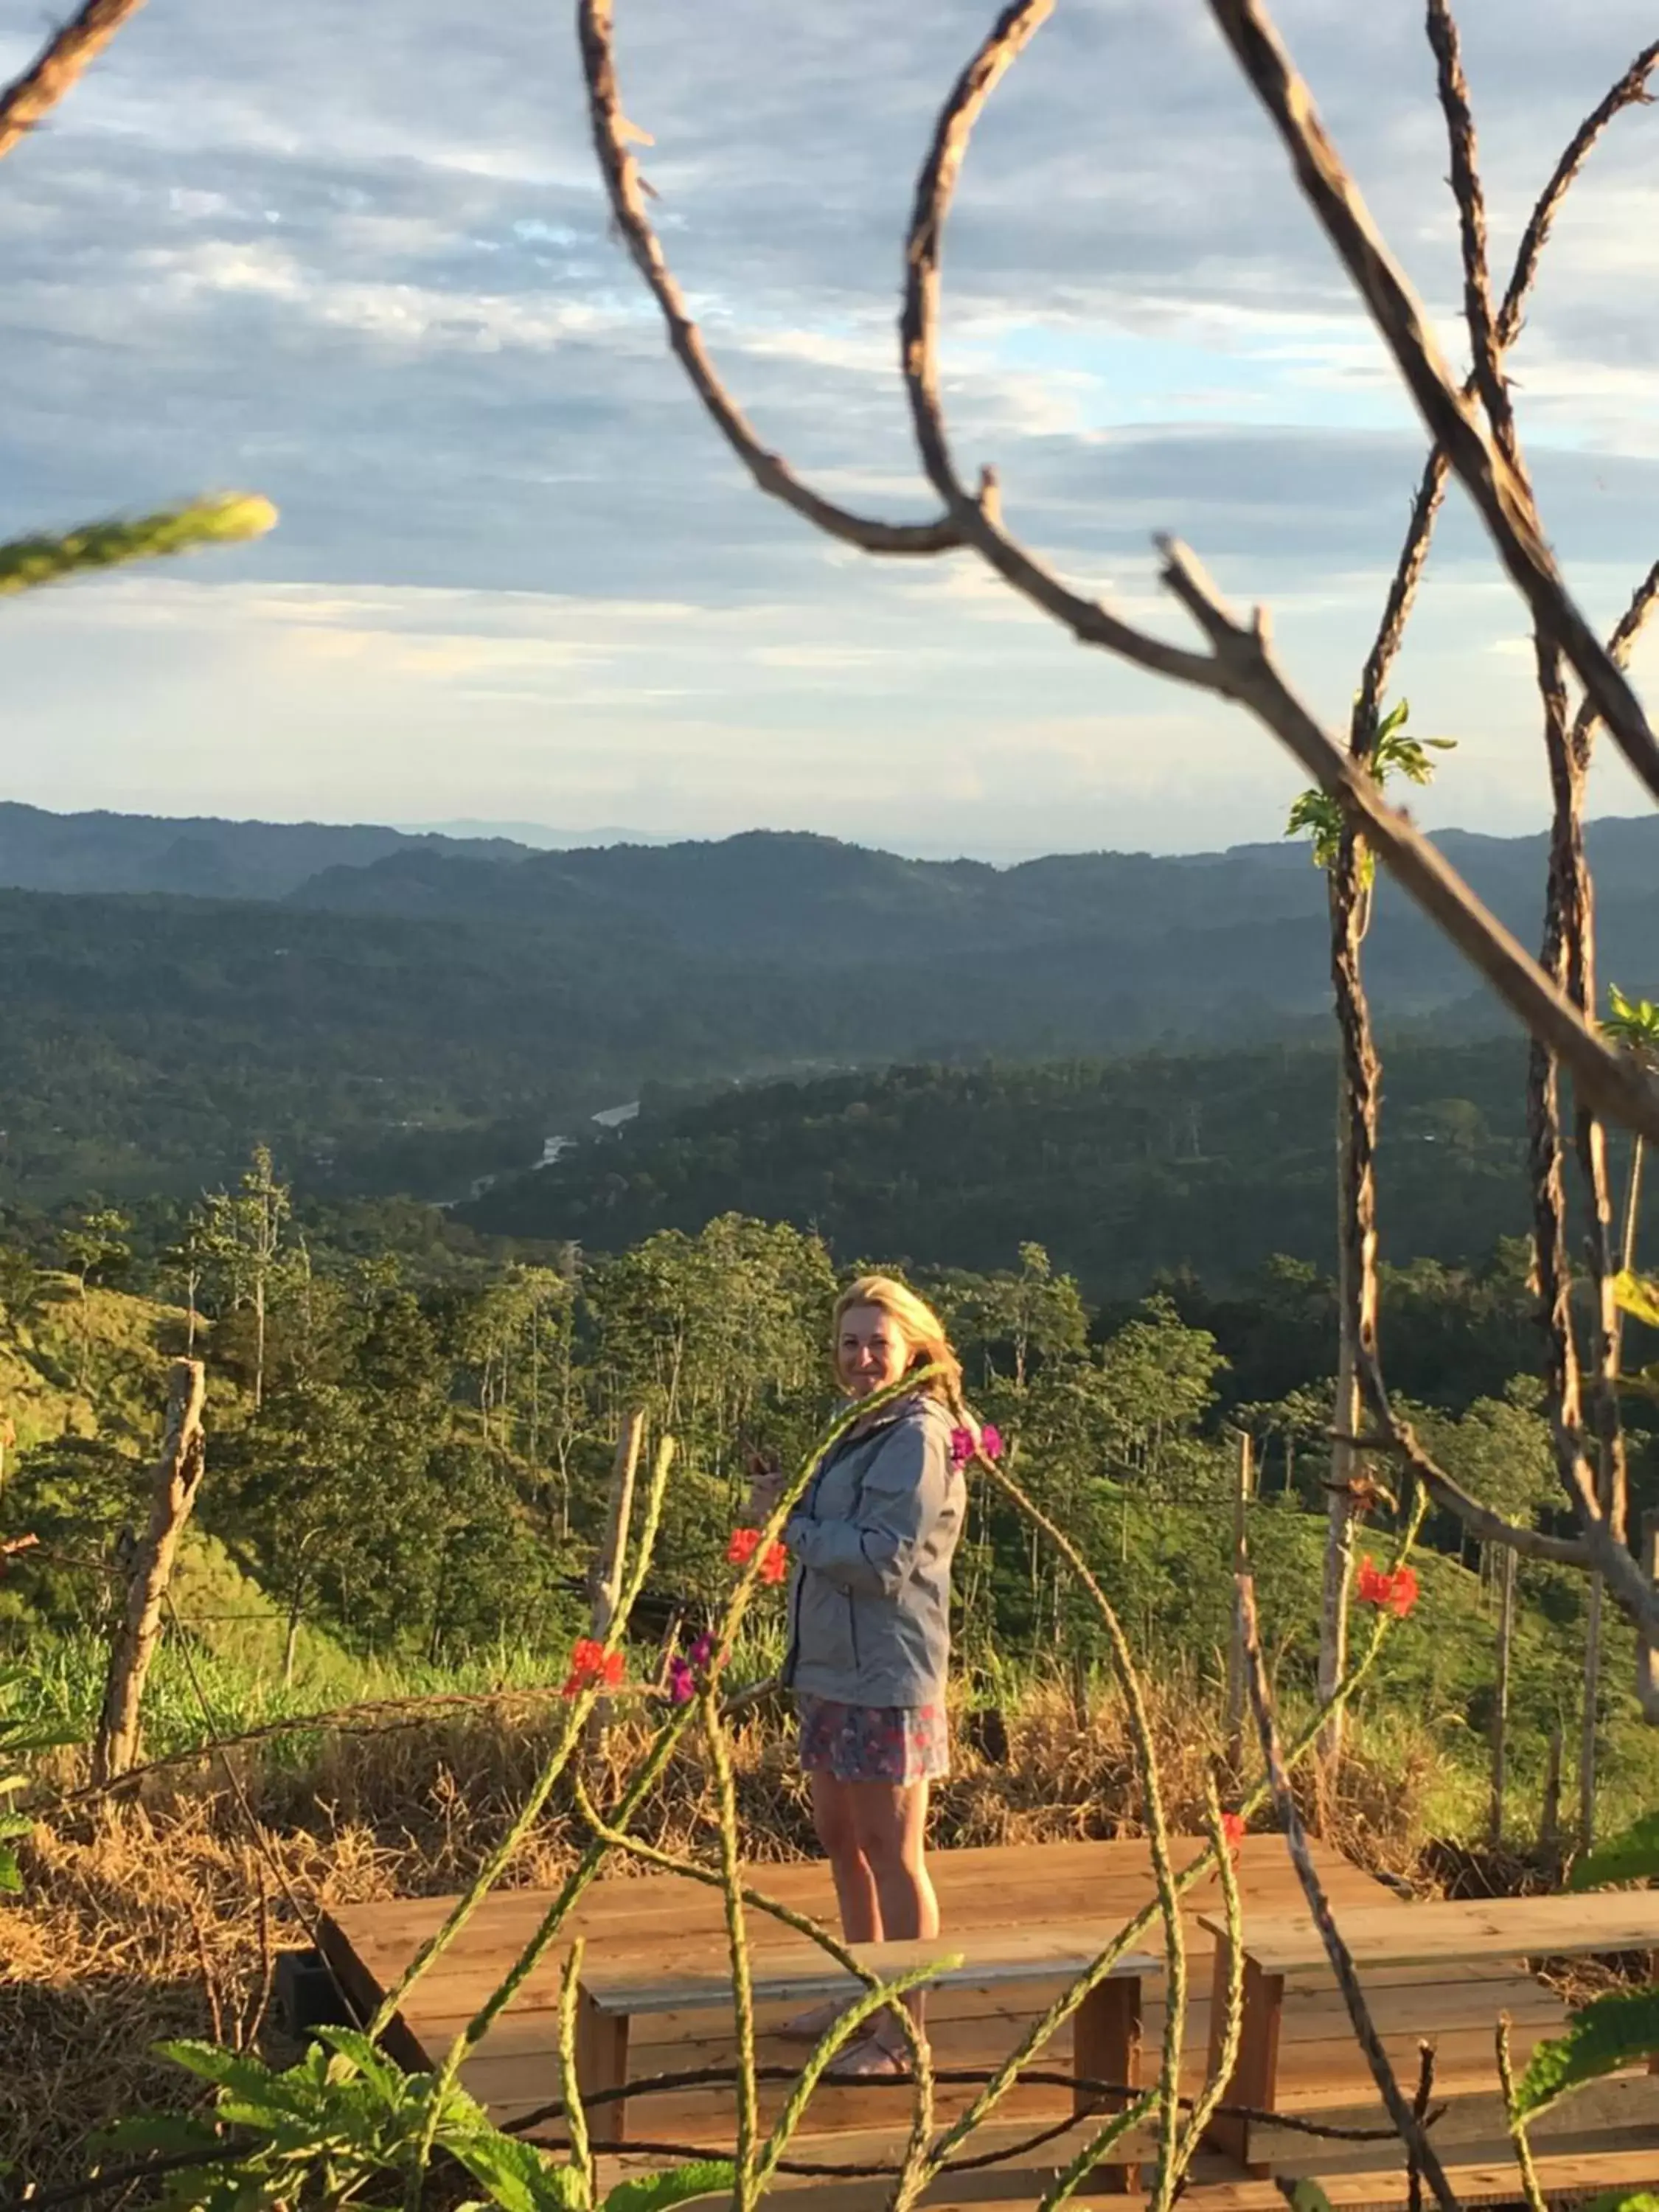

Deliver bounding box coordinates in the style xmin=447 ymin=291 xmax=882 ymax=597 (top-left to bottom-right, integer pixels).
xmin=312 ymin=2023 xmax=411 ymax=2108
xmin=0 ymin=1848 xmax=20 ymax=1896
xmin=1276 ymin=2183 xmax=1338 ymax=2212
xmin=1582 ymin=2194 xmax=1659 ymax=2212
xmin=1614 ymin=1272 xmax=1659 ymax=1331
xmin=604 ymin=2160 xmax=736 ymax=2212
xmin=1514 ymin=1986 xmax=1659 ymax=2118
xmin=1569 ymin=1810 xmax=1659 ymax=1890
xmin=447 ymin=2124 xmax=585 ymax=2212
xmin=97 ymin=2110 xmax=227 ymax=2157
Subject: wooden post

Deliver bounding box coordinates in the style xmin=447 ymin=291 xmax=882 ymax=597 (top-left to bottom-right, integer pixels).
xmin=574 ymin=1987 xmax=630 ymax=2147
xmin=1488 ymin=1546 xmax=1516 ymax=1850
xmin=1203 ymin=1936 xmax=1282 ymax=2177
xmin=91 ymin=1360 xmax=206 ymax=1787
xmin=1580 ymin=1569 xmax=1604 ymax=1851
xmin=1225 ymin=1431 xmax=1253 ymax=1771
xmin=1539 ymin=1718 xmax=1564 ymax=1856
xmin=1638 ymin=1510 xmax=1659 ymax=1717
xmin=1074 ymin=1972 xmax=1143 ymax=2194
xmin=585 ymin=1411 xmax=644 ymax=1739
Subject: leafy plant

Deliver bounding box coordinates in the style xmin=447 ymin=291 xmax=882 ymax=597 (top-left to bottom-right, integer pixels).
xmin=1512 ymin=1989 xmax=1659 ymax=2121
xmin=1285 ymin=700 xmax=1456 ymax=879
xmin=0 ymin=1663 xmax=74 ymax=1894
xmin=111 ymin=2031 xmax=735 ymax=2212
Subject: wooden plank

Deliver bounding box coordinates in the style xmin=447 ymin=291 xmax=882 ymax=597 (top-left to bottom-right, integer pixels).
xmin=321 ymin=1833 xmax=1385 ymax=1983
xmin=585 ymin=1931 xmax=1158 ymax=2016
xmin=1202 ymin=1891 xmax=1659 ymax=1975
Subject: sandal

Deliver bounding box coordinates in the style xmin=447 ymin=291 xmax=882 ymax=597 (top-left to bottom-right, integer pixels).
xmin=775 ymin=1997 xmax=851 ymax=2043
xmin=824 ymin=2032 xmax=911 ymax=2081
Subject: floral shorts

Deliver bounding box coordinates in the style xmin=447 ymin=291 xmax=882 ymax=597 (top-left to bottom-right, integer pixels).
xmin=797 ymin=1694 xmax=950 ymax=1784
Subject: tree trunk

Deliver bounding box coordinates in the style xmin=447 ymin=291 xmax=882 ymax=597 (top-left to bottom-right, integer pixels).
xmin=1580 ymin=1568 xmax=1604 ymax=1849
xmin=1225 ymin=1430 xmax=1253 ymax=1773
xmin=1321 ymin=855 xmax=1380 ymax=1781
xmin=1489 ymin=1545 xmax=1516 ymax=1849
xmin=91 ymin=1360 xmax=207 ymax=1787
xmin=1638 ymin=1509 xmax=1659 ymax=1719
xmin=1539 ymin=1718 xmax=1564 ymax=1855
xmin=1622 ymin=1137 xmax=1646 ymax=1277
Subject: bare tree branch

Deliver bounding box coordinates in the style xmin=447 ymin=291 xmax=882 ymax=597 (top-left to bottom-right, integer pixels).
xmin=0 ymin=0 xmax=147 ymax=164
xmin=895 ymin=0 xmax=1217 ymax=687
xmin=586 ymin=0 xmax=1659 ymax=1150
xmin=1206 ymin=0 xmax=1659 ymax=804
xmin=1426 ymin=0 xmax=1512 ymax=453
xmin=1154 ymin=540 xmax=1659 ymax=1147
xmin=1500 ymin=39 xmax=1659 ymax=352
xmin=1354 ymin=32 xmax=1658 ymax=729
xmin=575 ymin=0 xmax=967 ymax=556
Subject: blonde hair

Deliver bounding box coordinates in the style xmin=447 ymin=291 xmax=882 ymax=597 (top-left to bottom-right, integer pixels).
xmin=832 ymin=1273 xmax=964 ymax=1407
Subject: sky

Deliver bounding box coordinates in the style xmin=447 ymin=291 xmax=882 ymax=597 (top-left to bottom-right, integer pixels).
xmin=1 ymin=0 xmax=1658 ymax=861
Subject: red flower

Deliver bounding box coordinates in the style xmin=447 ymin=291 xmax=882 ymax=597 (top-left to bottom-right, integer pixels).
xmin=728 ymin=1526 xmax=787 ymax=1583
xmin=1355 ymin=1557 xmax=1419 ymax=1618
xmin=1220 ymin=1812 xmax=1246 ymax=1860
xmin=561 ymin=1637 xmax=627 ymax=1699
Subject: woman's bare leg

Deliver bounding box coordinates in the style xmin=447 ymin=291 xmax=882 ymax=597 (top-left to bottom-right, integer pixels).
xmin=782 ymin=1770 xmax=880 ymax=2039
xmin=846 ymin=1779 xmax=936 ymax=2057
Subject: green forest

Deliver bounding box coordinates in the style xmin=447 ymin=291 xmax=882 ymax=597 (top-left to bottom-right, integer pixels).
xmin=6 ymin=1143 xmax=1655 ymax=1835
xmin=1 ymin=811 xmax=1655 ymax=1206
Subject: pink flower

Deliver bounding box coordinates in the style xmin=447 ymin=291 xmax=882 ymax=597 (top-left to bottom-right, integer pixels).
xmin=666 ymin=1656 xmax=696 ymax=1706
xmin=688 ymin=1632 xmax=714 ymax=1671
xmin=950 ymin=1422 xmax=1004 ymax=1467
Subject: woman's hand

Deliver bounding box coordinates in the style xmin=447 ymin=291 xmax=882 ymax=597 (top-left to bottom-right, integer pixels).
xmin=743 ymin=1444 xmax=785 ymax=1523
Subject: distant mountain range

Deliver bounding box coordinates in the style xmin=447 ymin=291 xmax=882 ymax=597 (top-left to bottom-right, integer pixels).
xmin=0 ymin=801 xmax=1652 ymax=1206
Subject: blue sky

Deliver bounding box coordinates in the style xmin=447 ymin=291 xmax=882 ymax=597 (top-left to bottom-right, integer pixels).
xmin=1 ymin=0 xmax=1657 ymax=859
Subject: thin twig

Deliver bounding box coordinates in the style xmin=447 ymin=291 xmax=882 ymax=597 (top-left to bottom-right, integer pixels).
xmin=1406 ymin=2039 xmax=1436 ymax=2212
xmin=1496 ymin=2014 xmax=1548 ymax=2212
xmin=1174 ymin=1774 xmax=1245 ymax=2172
xmin=1237 ymin=1571 xmax=1459 ymax=2212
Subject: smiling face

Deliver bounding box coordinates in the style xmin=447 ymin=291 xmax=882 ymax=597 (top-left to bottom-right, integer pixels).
xmin=836 ymin=1301 xmax=912 ymax=1399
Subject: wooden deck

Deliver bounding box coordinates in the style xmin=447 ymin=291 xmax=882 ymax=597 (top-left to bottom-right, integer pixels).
xmin=319 ymin=1835 xmax=1659 ymax=2208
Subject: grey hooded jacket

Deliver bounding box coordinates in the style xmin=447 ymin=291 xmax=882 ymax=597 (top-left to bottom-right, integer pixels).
xmin=781 ymin=1394 xmax=964 ymax=1708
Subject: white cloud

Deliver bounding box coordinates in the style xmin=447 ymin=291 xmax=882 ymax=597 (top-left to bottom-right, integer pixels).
xmin=0 ymin=0 xmax=1655 ymax=852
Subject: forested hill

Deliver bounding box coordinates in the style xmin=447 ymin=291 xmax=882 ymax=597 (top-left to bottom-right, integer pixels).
xmin=461 ymin=1040 xmax=1645 ymax=1298
xmin=1 ymin=807 xmax=1655 ymax=1207
xmin=0 ymin=801 xmax=532 ymax=900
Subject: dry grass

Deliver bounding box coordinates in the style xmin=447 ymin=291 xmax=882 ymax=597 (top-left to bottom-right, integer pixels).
xmin=1 ymin=1674 xmax=1462 ymax=2192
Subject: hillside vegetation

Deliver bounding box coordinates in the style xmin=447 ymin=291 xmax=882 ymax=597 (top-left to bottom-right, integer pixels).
xmin=465 ymin=1040 xmax=1654 ymax=1298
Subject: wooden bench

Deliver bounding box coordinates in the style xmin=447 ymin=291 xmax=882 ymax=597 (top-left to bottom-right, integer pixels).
xmin=577 ymin=1925 xmax=1157 ymax=2182
xmin=1199 ymin=1891 xmax=1659 ymax=2174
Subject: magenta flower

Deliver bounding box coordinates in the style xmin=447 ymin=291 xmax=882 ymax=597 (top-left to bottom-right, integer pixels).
xmin=689 ymin=1631 xmax=714 ymax=1670
xmin=950 ymin=1423 xmax=1004 ymax=1467
xmin=666 ymin=1656 xmax=696 ymax=1705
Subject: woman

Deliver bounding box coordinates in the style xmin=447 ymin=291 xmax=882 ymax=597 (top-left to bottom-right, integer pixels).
xmin=750 ymin=1273 xmax=969 ymax=2078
